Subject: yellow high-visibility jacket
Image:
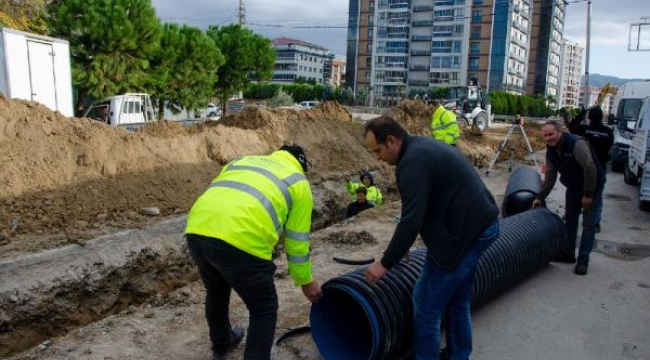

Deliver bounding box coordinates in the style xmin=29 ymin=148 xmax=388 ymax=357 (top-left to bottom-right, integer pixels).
xmin=185 ymin=150 xmax=314 ymax=286
xmin=346 ymin=182 xmax=383 ymax=206
xmin=431 ymin=106 xmax=460 ymax=145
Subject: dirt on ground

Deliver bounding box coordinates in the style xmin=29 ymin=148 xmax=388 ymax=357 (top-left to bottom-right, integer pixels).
xmin=0 ymin=95 xmax=548 ymax=358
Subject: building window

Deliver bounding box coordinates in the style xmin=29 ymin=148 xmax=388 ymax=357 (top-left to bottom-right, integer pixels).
xmin=368 ymin=28 xmax=373 ymax=39
xmin=470 ymin=42 xmax=480 ymax=54
xmin=471 ymin=25 xmax=481 ymax=38
xmin=473 ymin=0 xmax=483 ymax=4
xmin=367 ymin=43 xmax=373 ymax=53
xmin=472 ymin=10 xmax=482 ymax=22
xmin=366 ymin=57 xmax=372 ymax=67
xmin=369 ymin=15 xmax=374 ymax=26
xmin=469 ymin=57 xmax=479 ymax=70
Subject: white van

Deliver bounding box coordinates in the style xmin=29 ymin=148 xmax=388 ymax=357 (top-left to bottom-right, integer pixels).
xmin=608 ymin=81 xmax=650 ymax=172
xmin=624 ymin=96 xmax=650 ymax=211
xmin=84 ymin=93 xmax=156 ymax=130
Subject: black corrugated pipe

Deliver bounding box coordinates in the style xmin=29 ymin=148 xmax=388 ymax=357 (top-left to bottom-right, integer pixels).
xmin=502 ymin=166 xmax=542 ymax=217
xmin=310 ymin=208 xmax=566 ymax=360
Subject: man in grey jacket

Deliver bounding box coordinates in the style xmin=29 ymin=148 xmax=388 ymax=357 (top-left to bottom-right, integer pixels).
xmin=363 ymin=116 xmax=499 ymax=360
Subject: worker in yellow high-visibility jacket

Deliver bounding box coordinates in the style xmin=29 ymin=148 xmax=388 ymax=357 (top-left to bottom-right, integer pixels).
xmin=346 ymin=171 xmax=383 ymax=206
xmin=430 ymin=100 xmax=460 ymax=146
xmin=185 ymin=144 xmax=322 ymax=360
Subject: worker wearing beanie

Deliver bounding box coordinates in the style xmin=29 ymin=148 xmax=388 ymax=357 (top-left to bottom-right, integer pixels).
xmin=185 ymin=144 xmax=322 ymax=360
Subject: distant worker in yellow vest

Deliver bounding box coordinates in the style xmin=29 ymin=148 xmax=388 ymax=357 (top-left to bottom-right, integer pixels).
xmin=185 ymin=144 xmax=322 ymax=360
xmin=429 ymin=99 xmax=460 ymax=146
xmin=346 ymin=171 xmax=383 ymax=206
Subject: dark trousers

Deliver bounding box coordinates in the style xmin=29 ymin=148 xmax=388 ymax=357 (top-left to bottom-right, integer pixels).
xmin=186 ymin=234 xmax=278 ymax=360
xmin=564 ymin=182 xmax=603 ymax=263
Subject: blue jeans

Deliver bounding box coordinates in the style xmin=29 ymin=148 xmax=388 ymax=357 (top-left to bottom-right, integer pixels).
xmin=593 ymin=176 xmax=606 ymax=227
xmin=187 ymin=234 xmax=278 ymax=360
xmin=564 ymin=181 xmax=604 ymax=263
xmin=412 ymin=219 xmax=499 ymax=360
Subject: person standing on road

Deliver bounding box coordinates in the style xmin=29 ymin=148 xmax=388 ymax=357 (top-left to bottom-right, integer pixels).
xmin=363 ymin=116 xmax=499 ymax=360
xmin=533 ymin=120 xmax=606 ymax=275
xmin=185 ymin=144 xmax=323 ymax=360
xmin=346 ymin=171 xmax=383 ymax=206
xmin=568 ymin=106 xmax=613 ymax=233
xmin=429 ymin=100 xmax=460 ymax=146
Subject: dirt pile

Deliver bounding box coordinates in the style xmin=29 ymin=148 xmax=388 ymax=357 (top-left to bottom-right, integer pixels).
xmin=0 ymin=97 xmax=387 ymax=256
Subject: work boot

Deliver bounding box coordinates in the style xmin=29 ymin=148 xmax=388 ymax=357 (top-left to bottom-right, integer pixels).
xmin=213 ymin=327 xmax=245 ymax=360
xmin=574 ymin=261 xmax=588 ymax=276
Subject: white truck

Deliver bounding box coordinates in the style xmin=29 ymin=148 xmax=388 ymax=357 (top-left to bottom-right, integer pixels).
xmin=624 ymin=96 xmax=650 ymax=211
xmin=83 ymin=93 xmax=156 ymax=131
xmin=0 ymin=27 xmax=74 ymax=117
xmin=607 ymin=81 xmax=650 ymax=172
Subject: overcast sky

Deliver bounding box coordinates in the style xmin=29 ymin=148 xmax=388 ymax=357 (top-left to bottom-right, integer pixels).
xmin=152 ymin=0 xmax=650 ymax=79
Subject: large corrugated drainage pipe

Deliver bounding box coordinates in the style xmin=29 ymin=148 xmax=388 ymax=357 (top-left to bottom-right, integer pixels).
xmin=310 ymin=208 xmax=566 ymax=360
xmin=502 ymin=166 xmax=542 ymax=217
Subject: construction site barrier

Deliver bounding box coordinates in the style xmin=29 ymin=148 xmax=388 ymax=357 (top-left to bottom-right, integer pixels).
xmin=502 ymin=166 xmax=542 ymax=217
xmin=310 ymin=208 xmax=566 ymax=360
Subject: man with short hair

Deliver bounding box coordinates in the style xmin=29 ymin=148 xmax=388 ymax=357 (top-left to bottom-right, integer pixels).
xmin=533 ymin=121 xmax=605 ymax=275
xmin=568 ymin=106 xmax=613 ymax=233
xmin=185 ymin=144 xmax=322 ymax=360
xmin=429 ymin=100 xmax=460 ymax=146
xmin=345 ymin=186 xmax=375 ymax=218
xmin=363 ymin=116 xmax=499 ymax=360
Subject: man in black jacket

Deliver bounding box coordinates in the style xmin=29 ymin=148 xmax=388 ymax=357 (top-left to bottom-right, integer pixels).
xmin=533 ymin=120 xmax=605 ymax=275
xmin=363 ymin=116 xmax=499 ymax=360
xmin=568 ymin=106 xmax=613 ymax=232
xmin=345 ymin=186 xmax=374 ymax=218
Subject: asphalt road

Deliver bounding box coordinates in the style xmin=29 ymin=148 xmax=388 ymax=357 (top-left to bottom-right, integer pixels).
xmin=471 ymin=169 xmax=650 ymax=360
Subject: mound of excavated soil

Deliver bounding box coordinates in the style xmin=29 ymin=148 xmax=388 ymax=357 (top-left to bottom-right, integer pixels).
xmin=0 ymin=97 xmax=387 ymax=256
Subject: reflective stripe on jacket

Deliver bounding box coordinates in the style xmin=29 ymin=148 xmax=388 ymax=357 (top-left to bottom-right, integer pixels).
xmin=185 ymin=150 xmax=314 ymax=286
xmin=346 ymin=182 xmax=383 ymax=206
xmin=430 ymin=106 xmax=460 ymax=145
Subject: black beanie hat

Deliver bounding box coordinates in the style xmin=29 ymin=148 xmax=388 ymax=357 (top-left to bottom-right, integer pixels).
xmin=279 ymin=144 xmax=311 ymax=172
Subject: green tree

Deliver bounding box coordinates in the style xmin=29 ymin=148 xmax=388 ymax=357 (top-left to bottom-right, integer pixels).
xmin=48 ymin=0 xmax=162 ymax=113
xmin=149 ymin=24 xmax=224 ymax=118
xmin=207 ymin=24 xmax=275 ymax=115
xmin=266 ymin=89 xmax=294 ymax=108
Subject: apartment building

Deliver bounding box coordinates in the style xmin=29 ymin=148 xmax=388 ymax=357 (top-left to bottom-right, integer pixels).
xmin=331 ymin=59 xmax=347 ymax=86
xmin=272 ymin=37 xmax=332 ymax=84
xmin=557 ymin=40 xmax=583 ymax=109
xmin=347 ymin=0 xmax=554 ymax=104
xmin=527 ymin=0 xmax=564 ymax=103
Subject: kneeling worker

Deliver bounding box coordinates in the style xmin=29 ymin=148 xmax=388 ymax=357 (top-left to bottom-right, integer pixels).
xmin=185 ymin=144 xmax=323 ymax=360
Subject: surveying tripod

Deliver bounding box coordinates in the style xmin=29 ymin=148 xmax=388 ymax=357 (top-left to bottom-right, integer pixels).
xmin=484 ymin=122 xmax=538 ymax=176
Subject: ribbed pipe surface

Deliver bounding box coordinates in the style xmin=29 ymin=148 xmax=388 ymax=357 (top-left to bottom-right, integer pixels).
xmin=502 ymin=166 xmax=542 ymax=218
xmin=310 ymin=208 xmax=566 ymax=360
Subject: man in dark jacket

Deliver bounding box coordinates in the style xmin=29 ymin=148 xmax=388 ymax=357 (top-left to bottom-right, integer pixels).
xmin=345 ymin=186 xmax=374 ymax=218
xmin=568 ymin=106 xmax=613 ymax=232
xmin=533 ymin=120 xmax=605 ymax=275
xmin=363 ymin=116 xmax=499 ymax=360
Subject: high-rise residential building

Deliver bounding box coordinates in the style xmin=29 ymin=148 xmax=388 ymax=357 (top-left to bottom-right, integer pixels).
xmin=558 ymin=40 xmax=583 ymax=109
xmin=346 ymin=0 xmax=559 ymax=105
xmin=527 ymin=0 xmax=564 ymax=104
xmin=484 ymin=0 xmax=533 ymax=94
xmin=272 ymin=37 xmax=332 ymax=84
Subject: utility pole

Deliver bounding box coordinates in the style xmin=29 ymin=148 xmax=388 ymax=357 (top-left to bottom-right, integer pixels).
xmin=238 ymin=0 xmax=246 ymax=25
xmin=583 ymin=0 xmax=591 ymax=107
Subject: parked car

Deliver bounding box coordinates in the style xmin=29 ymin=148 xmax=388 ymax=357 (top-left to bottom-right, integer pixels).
xmin=299 ymin=100 xmax=320 ymax=109
xmin=206 ymin=103 xmax=221 ymax=117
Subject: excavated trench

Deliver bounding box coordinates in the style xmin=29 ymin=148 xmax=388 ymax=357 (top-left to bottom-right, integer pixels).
xmin=0 ymin=176 xmax=369 ymax=357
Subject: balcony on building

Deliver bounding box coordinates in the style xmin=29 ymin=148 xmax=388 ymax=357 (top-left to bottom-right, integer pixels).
xmin=410 ymin=64 xmax=431 ymax=71
xmin=412 ymin=34 xmax=432 ymax=42
xmin=408 ymin=79 xmax=430 ymax=86
xmin=410 ymin=50 xmax=431 ymax=56
xmin=412 ymin=20 xmax=434 ymax=27
xmin=511 ymin=20 xmax=527 ymax=32
xmin=412 ymin=5 xmax=434 ymax=12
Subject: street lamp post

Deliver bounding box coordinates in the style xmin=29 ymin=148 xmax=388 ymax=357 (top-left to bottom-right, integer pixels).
xmin=583 ymin=0 xmax=592 ymax=107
